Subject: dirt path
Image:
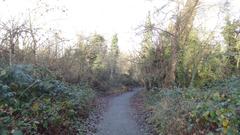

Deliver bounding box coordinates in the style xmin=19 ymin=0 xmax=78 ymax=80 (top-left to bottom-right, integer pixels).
xmin=96 ymin=88 xmax=142 ymax=135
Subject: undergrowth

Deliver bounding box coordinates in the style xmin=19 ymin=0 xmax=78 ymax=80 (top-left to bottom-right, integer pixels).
xmin=145 ymin=77 xmax=240 ymax=135
xmin=0 ymin=65 xmax=95 ymax=135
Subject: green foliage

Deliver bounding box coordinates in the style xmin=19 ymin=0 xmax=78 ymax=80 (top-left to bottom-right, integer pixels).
xmin=137 ymin=12 xmax=159 ymax=89
xmin=109 ymin=34 xmax=120 ymax=79
xmin=88 ymin=34 xmax=107 ymax=70
xmin=145 ymin=77 xmax=240 ymax=134
xmin=189 ymin=77 xmax=240 ymax=134
xmin=222 ymin=17 xmax=240 ymax=74
xmin=110 ymin=34 xmax=119 ymax=58
xmin=136 ymin=11 xmax=239 ymax=89
xmin=0 ymin=65 xmax=95 ymax=134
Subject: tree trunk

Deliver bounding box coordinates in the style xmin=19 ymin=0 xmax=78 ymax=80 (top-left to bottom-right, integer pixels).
xmin=164 ymin=17 xmax=180 ymax=88
xmin=167 ymin=35 xmax=178 ymax=87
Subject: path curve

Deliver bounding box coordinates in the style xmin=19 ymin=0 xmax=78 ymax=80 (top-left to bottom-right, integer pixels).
xmin=96 ymin=88 xmax=142 ymax=135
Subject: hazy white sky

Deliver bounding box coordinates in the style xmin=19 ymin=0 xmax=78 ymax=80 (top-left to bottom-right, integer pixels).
xmin=0 ymin=0 xmax=156 ymax=52
xmin=0 ymin=0 xmax=239 ymax=52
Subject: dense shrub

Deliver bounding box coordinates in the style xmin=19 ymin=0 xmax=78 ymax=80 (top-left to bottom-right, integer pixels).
xmin=0 ymin=65 xmax=95 ymax=135
xmin=145 ymin=88 xmax=195 ymax=134
xmin=189 ymin=77 xmax=240 ymax=134
xmin=145 ymin=77 xmax=240 ymax=135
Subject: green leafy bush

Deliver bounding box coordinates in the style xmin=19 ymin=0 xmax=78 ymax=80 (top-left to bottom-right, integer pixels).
xmin=189 ymin=77 xmax=240 ymax=134
xmin=0 ymin=65 xmax=95 ymax=134
xmin=145 ymin=77 xmax=240 ymax=135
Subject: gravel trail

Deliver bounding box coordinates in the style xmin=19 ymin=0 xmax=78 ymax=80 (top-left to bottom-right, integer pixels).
xmin=96 ymin=88 xmax=142 ymax=135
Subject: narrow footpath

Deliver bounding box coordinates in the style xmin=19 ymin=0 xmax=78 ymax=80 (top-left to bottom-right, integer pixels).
xmin=96 ymin=88 xmax=142 ymax=135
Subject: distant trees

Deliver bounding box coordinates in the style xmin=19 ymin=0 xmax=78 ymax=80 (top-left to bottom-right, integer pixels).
xmin=89 ymin=34 xmax=107 ymax=75
xmin=222 ymin=16 xmax=240 ymax=75
xmin=0 ymin=12 xmax=132 ymax=91
xmin=109 ymin=34 xmax=120 ymax=79
xmin=138 ymin=12 xmax=155 ymax=90
xmin=0 ymin=20 xmax=33 ymax=66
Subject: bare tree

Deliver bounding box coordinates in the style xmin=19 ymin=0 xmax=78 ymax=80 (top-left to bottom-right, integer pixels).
xmin=0 ymin=20 xmax=30 ymax=66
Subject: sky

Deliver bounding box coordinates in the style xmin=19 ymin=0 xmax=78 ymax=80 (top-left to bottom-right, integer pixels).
xmin=0 ymin=0 xmax=239 ymax=53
